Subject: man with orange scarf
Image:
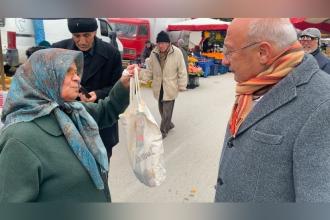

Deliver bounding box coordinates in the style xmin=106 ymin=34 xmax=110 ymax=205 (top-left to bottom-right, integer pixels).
xmin=215 ymin=18 xmax=330 ymax=202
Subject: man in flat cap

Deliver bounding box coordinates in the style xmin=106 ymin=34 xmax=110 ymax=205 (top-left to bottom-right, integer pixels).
xmin=52 ymin=18 xmax=123 ymax=160
xmin=140 ymin=31 xmax=187 ymax=139
xmin=299 ymin=27 xmax=330 ymax=74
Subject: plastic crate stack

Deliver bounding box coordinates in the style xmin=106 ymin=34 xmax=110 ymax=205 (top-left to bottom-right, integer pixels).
xmin=210 ymin=64 xmax=220 ymax=76
xmin=214 ymin=59 xmax=230 ymax=74
xmin=218 ymin=64 xmax=230 ymax=74
xmin=197 ymin=57 xmax=213 ymax=77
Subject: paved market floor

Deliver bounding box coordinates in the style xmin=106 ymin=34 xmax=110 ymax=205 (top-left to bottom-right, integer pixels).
xmin=109 ymin=73 xmax=236 ymax=202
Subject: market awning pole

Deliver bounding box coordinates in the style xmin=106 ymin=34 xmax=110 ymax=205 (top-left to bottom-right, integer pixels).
xmin=0 ymin=31 xmax=6 ymax=90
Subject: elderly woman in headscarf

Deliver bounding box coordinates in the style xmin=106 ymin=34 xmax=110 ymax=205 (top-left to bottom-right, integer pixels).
xmin=0 ymin=48 xmax=135 ymax=202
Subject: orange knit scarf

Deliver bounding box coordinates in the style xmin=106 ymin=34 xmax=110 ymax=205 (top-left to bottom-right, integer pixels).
xmin=229 ymin=41 xmax=304 ymax=137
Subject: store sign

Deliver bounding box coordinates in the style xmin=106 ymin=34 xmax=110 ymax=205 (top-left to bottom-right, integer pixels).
xmin=0 ymin=18 xmax=5 ymax=27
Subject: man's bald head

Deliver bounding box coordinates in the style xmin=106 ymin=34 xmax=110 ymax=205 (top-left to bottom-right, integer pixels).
xmin=222 ymin=18 xmax=299 ymax=82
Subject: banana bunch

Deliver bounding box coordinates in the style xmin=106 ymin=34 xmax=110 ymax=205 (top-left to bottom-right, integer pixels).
xmin=188 ymin=56 xmax=198 ymax=63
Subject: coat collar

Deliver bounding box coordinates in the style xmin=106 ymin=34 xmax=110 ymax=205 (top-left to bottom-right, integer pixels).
xmin=313 ymin=50 xmax=330 ymax=69
xmin=153 ymin=44 xmax=175 ymax=55
xmin=33 ymin=112 xmax=63 ymax=136
xmin=152 ymin=44 xmax=176 ymax=66
xmin=93 ymin=37 xmax=111 ymax=59
xmin=66 ymin=37 xmax=110 ymax=59
xmin=78 ymin=38 xmax=110 ymax=84
xmin=235 ymin=54 xmax=319 ymax=137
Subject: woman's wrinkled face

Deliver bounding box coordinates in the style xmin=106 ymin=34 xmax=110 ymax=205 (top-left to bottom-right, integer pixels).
xmin=61 ymin=63 xmax=81 ymax=101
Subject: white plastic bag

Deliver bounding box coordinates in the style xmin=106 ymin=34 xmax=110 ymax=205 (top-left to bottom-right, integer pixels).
xmin=119 ymin=68 xmax=166 ymax=187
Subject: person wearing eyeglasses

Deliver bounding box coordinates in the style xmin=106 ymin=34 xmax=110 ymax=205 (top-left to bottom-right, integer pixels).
xmin=215 ymin=18 xmax=330 ymax=202
xmin=299 ymin=28 xmax=330 ymax=74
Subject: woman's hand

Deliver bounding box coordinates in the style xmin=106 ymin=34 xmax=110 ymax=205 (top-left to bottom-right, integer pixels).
xmin=120 ymin=64 xmax=140 ymax=88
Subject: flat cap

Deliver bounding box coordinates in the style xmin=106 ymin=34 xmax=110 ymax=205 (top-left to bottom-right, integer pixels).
xmin=300 ymin=28 xmax=321 ymax=39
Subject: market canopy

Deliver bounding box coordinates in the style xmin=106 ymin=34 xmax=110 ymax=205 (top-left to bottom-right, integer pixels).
xmin=167 ymin=18 xmax=230 ymax=31
xmin=291 ymin=18 xmax=330 ymax=33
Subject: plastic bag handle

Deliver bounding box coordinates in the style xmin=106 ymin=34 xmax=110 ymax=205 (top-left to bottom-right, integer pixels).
xmin=129 ymin=76 xmax=135 ymax=104
xmin=129 ymin=67 xmax=142 ymax=105
xmin=134 ymin=67 xmax=142 ymax=103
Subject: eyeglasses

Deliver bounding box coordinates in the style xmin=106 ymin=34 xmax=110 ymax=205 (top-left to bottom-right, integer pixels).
xmin=223 ymin=41 xmax=261 ymax=60
xmin=298 ymin=36 xmax=317 ymax=41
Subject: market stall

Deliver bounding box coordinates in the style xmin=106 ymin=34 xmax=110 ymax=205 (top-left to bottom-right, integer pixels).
xmin=168 ymin=18 xmax=229 ymax=50
xmin=167 ymin=18 xmax=230 ymax=88
xmin=167 ymin=18 xmax=229 ymax=31
xmin=291 ymin=18 xmax=330 ymax=33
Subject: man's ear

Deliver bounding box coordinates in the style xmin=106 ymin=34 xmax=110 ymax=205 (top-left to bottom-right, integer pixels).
xmin=258 ymin=42 xmax=272 ymax=65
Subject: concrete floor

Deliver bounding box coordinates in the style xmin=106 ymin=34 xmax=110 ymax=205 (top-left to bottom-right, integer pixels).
xmin=109 ymin=73 xmax=236 ymax=202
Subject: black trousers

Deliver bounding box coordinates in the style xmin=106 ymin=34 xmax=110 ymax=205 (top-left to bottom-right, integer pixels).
xmin=158 ymin=86 xmax=175 ymax=135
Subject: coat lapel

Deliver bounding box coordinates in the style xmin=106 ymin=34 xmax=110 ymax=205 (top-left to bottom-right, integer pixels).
xmin=153 ymin=45 xmax=175 ymax=69
xmin=235 ymin=55 xmax=319 ymax=137
xmin=235 ymin=74 xmax=297 ymax=136
xmin=81 ymin=54 xmax=106 ymax=84
xmin=81 ymin=38 xmax=109 ymax=84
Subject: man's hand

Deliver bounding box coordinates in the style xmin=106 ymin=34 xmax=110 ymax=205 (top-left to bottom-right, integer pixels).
xmin=79 ymin=91 xmax=97 ymax=102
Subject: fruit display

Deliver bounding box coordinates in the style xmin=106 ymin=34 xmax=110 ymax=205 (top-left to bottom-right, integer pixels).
xmin=188 ymin=63 xmax=203 ymax=76
xmin=201 ymin=52 xmax=224 ymax=60
xmin=188 ymin=55 xmax=198 ymax=63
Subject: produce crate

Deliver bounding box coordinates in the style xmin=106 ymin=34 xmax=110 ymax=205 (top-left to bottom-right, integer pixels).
xmin=197 ymin=56 xmax=208 ymax=62
xmin=197 ymin=61 xmax=212 ymax=77
xmin=210 ymin=64 xmax=220 ymax=76
xmin=218 ymin=64 xmax=230 ymax=74
xmin=214 ymin=59 xmax=222 ymax=64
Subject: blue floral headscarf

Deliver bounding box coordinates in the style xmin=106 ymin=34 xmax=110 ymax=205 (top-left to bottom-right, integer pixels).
xmin=1 ymin=48 xmax=108 ymax=190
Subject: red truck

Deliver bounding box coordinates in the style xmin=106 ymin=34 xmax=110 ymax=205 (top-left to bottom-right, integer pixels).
xmin=108 ymin=18 xmax=188 ymax=63
xmin=107 ymin=18 xmax=150 ymax=61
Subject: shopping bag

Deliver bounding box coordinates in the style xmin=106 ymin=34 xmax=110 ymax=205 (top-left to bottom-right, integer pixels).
xmin=119 ymin=68 xmax=166 ymax=187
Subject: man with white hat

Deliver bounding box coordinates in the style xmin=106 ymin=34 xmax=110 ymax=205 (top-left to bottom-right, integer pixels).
xmin=299 ymin=27 xmax=330 ymax=74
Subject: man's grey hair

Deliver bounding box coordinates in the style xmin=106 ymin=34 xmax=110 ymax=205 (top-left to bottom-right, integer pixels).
xmin=247 ymin=18 xmax=298 ymax=50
